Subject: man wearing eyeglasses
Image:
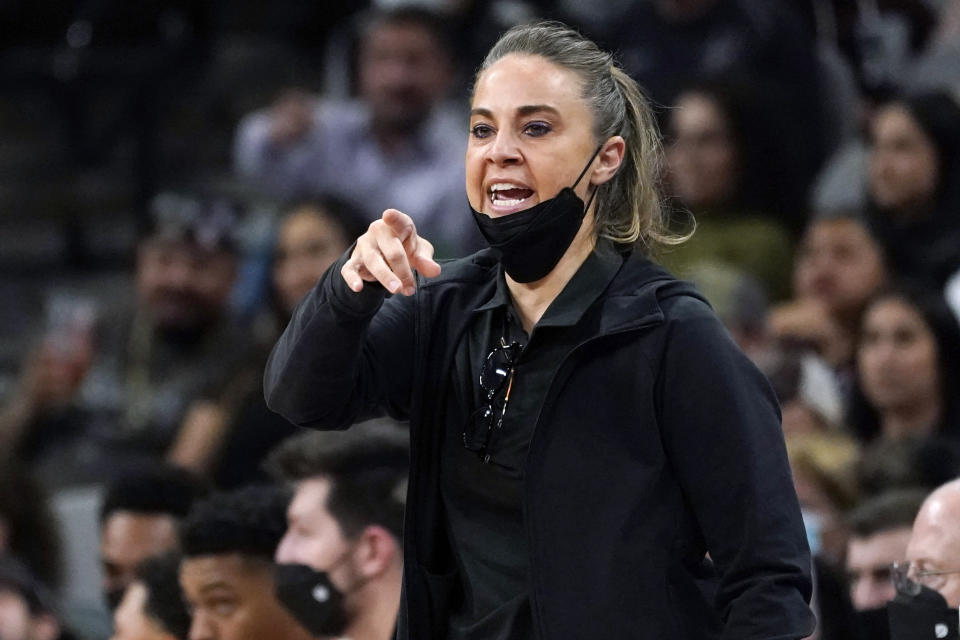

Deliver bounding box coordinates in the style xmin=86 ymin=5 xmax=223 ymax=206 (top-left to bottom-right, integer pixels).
xmin=886 ymin=479 xmax=960 ymax=639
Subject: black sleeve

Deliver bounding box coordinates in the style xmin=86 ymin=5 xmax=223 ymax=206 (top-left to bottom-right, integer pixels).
xmin=657 ymin=299 xmax=816 ymax=640
xmin=263 ymin=248 xmax=416 ymax=429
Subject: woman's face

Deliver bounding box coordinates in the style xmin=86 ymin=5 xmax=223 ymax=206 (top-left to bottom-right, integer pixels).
xmin=793 ymin=218 xmax=886 ymax=316
xmin=466 ymin=54 xmax=609 ymax=218
xmin=273 ymin=208 xmax=350 ymax=313
xmin=858 ymin=297 xmax=940 ymax=414
xmin=869 ymin=104 xmax=940 ymax=215
xmin=666 ymin=92 xmax=739 ymax=211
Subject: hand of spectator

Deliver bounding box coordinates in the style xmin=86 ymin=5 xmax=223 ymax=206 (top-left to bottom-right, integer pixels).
xmin=268 ymin=89 xmax=316 ymax=147
xmin=768 ymin=299 xmax=851 ymax=367
xmin=342 ymin=209 xmax=442 ymax=296
xmin=20 ymin=338 xmax=93 ymax=413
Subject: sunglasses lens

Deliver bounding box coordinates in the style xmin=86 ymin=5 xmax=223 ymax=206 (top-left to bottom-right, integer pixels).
xmin=480 ymin=348 xmax=514 ymax=391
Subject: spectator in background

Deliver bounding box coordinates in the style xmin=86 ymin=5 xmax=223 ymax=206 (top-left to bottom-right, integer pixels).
xmin=0 ymin=558 xmax=63 ymax=640
xmin=900 ymin=479 xmax=960 ymax=606
xmin=267 ymin=420 xmax=407 ymax=640
xmin=682 ymin=262 xmax=772 ymax=365
xmin=659 ymin=81 xmax=794 ymax=301
xmin=178 ymin=486 xmax=312 ymax=640
xmin=111 ymin=553 xmax=189 ymax=640
xmin=0 ymin=462 xmax=62 ymax=591
xmin=849 ymin=285 xmax=960 ymax=444
xmin=605 ymin=0 xmax=824 ymax=223
xmin=169 ymin=196 xmax=362 ymax=489
xmin=270 ymin=198 xmax=364 ymax=322
xmin=866 ymin=90 xmax=960 ymax=288
xmin=845 ymin=490 xmax=926 ymax=617
xmin=100 ymin=463 xmax=209 ymax=611
xmin=235 ymin=6 xmax=480 ymax=258
xmin=0 ymin=192 xmax=251 ymax=489
xmin=887 ymin=478 xmax=960 ymax=636
xmin=770 ymin=210 xmax=888 ymax=373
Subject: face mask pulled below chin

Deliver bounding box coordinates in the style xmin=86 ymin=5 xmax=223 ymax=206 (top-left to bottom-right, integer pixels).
xmin=274 ymin=563 xmax=349 ymax=638
xmin=470 ymin=146 xmax=601 ymax=283
xmin=887 ymin=584 xmax=959 ymax=639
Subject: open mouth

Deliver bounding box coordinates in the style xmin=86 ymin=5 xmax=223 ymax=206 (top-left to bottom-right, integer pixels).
xmin=489 ymin=183 xmax=534 ymax=209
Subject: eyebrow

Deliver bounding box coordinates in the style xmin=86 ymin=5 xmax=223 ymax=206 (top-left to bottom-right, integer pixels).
xmin=470 ymin=104 xmax=560 ymax=118
xmin=198 ymin=581 xmax=235 ymax=595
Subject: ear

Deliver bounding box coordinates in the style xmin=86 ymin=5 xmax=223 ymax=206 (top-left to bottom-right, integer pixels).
xmin=591 ymin=136 xmax=626 ymax=187
xmin=352 ymin=525 xmax=400 ymax=580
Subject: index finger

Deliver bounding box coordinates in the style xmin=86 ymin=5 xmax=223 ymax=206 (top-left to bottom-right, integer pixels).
xmin=381 ymin=209 xmax=416 ymax=245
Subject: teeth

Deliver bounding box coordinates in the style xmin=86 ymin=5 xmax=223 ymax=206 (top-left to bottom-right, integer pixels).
xmin=489 ymin=182 xmax=529 ymax=193
xmin=495 ymin=198 xmax=525 ymax=206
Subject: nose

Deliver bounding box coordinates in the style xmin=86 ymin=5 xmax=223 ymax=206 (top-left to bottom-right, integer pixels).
xmin=189 ymin=610 xmax=216 ymax=640
xmin=486 ymin=129 xmax=522 ymax=166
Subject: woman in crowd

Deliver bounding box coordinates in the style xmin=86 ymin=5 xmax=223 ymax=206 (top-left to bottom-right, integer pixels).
xmin=866 ymin=90 xmax=960 ymax=288
xmin=169 ymin=197 xmax=359 ymax=488
xmin=850 ymin=285 xmax=960 ymax=443
xmin=265 ymin=21 xmax=814 ymax=639
xmin=659 ymin=81 xmax=794 ymax=300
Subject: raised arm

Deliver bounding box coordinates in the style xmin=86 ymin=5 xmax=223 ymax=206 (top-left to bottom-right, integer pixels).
xmin=264 ymin=209 xmax=441 ymax=429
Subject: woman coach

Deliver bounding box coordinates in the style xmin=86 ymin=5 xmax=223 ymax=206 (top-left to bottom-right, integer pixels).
xmin=265 ymin=20 xmax=815 ymax=640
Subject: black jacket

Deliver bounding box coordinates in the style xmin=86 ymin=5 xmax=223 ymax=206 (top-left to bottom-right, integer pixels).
xmin=265 ymin=248 xmax=815 ymax=640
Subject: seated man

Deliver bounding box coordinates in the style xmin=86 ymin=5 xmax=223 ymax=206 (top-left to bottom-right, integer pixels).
xmin=888 ymin=479 xmax=960 ymax=638
xmin=844 ymin=489 xmax=926 ymax=638
xmin=267 ymin=419 xmax=407 ymax=640
xmin=2 ymin=192 xmax=251 ymax=489
xmin=178 ymin=486 xmax=312 ymax=640
xmin=234 ymin=6 xmax=479 ymax=257
xmin=100 ymin=463 xmax=209 ymax=611
xmin=112 ymin=553 xmax=190 ymax=640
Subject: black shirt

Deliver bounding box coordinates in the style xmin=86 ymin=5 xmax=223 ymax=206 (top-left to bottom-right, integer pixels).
xmin=440 ymin=245 xmax=623 ymax=640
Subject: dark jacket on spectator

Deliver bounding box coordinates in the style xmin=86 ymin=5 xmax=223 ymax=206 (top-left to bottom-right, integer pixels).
xmin=264 ymin=248 xmax=815 ymax=639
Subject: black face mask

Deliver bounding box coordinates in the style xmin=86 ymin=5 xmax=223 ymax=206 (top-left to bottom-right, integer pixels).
xmin=274 ymin=563 xmax=350 ymax=638
xmin=888 ymin=585 xmax=958 ymax=639
xmin=851 ymin=606 xmax=890 ymax=640
xmin=471 ymin=145 xmax=602 ymax=283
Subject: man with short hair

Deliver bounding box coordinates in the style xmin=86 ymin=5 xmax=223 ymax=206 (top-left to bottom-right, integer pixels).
xmin=268 ymin=419 xmax=407 ymax=640
xmin=100 ymin=463 xmax=209 ymax=610
xmin=178 ymin=486 xmax=312 ymax=640
xmin=846 ymin=489 xmax=926 ymax=611
xmin=234 ymin=6 xmax=478 ymax=257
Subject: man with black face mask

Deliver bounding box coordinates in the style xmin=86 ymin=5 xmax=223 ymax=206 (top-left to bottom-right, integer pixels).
xmin=887 ymin=479 xmax=960 ymax=639
xmin=267 ymin=420 xmax=407 ymax=640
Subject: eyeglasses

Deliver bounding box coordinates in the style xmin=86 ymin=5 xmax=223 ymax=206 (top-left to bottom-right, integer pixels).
xmin=891 ymin=561 xmax=960 ymax=596
xmin=462 ymin=337 xmax=522 ymax=463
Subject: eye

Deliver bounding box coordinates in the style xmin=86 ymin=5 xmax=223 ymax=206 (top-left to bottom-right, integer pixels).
xmin=523 ymin=121 xmax=551 ymax=137
xmin=470 ymin=123 xmax=494 ymax=139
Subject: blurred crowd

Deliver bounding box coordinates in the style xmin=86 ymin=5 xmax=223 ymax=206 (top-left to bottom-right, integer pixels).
xmin=2 ymin=0 xmax=960 ymax=639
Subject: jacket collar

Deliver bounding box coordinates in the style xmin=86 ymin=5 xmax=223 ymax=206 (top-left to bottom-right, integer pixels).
xmin=426 ymin=248 xmax=706 ymax=336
